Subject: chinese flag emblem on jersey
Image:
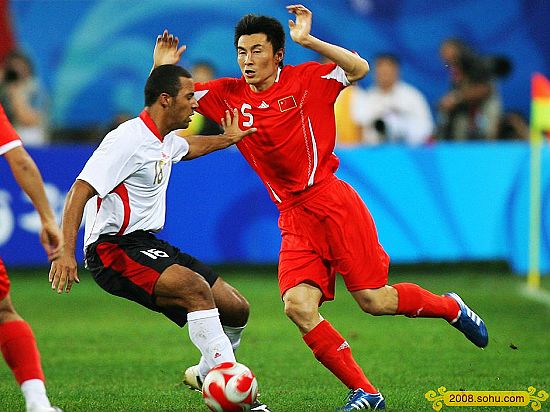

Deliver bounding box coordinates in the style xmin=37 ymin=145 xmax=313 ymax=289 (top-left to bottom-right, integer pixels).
xmin=278 ymin=96 xmax=297 ymax=112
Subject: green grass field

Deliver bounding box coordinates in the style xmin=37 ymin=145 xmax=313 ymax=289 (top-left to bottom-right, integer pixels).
xmin=1 ymin=263 xmax=549 ymax=412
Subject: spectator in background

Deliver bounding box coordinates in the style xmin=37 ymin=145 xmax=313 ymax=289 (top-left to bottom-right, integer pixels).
xmin=105 ymin=111 xmax=133 ymax=135
xmin=178 ymin=61 xmax=222 ymax=137
xmin=0 ymin=0 xmax=15 ymax=64
xmin=351 ymin=53 xmax=434 ymax=145
xmin=0 ymin=50 xmax=49 ymax=146
xmin=334 ymin=83 xmax=363 ymax=146
xmin=320 ymin=53 xmax=363 ymax=146
xmin=497 ymin=110 xmax=529 ymax=141
xmin=436 ymin=38 xmax=510 ymax=141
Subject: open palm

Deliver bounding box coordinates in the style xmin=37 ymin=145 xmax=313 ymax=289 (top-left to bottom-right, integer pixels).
xmin=287 ymin=4 xmax=312 ymax=44
xmin=153 ymin=30 xmax=186 ymax=68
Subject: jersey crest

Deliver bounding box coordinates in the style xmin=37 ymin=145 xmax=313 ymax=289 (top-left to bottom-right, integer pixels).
xmin=278 ymin=96 xmax=297 ymax=112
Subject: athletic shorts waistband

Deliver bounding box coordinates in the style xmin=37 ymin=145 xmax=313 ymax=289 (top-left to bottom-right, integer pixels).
xmin=96 ymin=230 xmax=155 ymax=242
xmin=85 ymin=230 xmax=156 ymax=258
xmin=277 ymin=174 xmax=338 ymax=212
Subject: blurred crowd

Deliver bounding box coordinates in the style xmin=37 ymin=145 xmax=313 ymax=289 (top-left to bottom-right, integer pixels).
xmin=0 ymin=50 xmax=49 ymax=146
xmin=334 ymin=38 xmax=528 ymax=147
xmin=0 ymin=38 xmax=527 ymax=146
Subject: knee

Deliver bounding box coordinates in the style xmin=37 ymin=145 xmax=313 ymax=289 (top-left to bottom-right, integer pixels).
xmin=234 ymin=295 xmax=250 ymax=325
xmin=212 ymin=279 xmax=250 ymax=327
xmin=170 ymin=272 xmax=214 ymax=309
xmin=284 ymin=298 xmax=318 ymax=326
xmin=0 ymin=298 xmax=19 ymax=323
xmin=222 ymin=294 xmax=250 ymax=327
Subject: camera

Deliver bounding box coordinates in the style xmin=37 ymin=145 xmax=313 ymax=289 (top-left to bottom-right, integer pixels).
xmin=459 ymin=50 xmax=512 ymax=80
xmin=3 ymin=68 xmax=21 ymax=83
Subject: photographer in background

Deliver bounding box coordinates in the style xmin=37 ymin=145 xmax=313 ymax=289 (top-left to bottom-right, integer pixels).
xmin=0 ymin=50 xmax=49 ymax=146
xmin=436 ymin=38 xmax=511 ymax=141
xmin=351 ymin=53 xmax=434 ymax=145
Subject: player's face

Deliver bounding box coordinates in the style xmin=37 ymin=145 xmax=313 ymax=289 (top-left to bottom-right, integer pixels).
xmin=237 ymin=33 xmax=283 ymax=92
xmin=169 ymin=77 xmax=198 ymax=130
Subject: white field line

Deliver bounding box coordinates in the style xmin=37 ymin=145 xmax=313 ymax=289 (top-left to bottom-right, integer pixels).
xmin=519 ymin=284 xmax=550 ymax=309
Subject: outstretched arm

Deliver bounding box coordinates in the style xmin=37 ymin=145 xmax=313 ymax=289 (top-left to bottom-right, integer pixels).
xmin=49 ymin=179 xmax=96 ymax=294
xmin=287 ymin=4 xmax=369 ymax=82
xmin=152 ymin=29 xmax=186 ymax=71
xmin=179 ymin=109 xmax=256 ymax=160
xmin=4 ymin=146 xmax=63 ymax=261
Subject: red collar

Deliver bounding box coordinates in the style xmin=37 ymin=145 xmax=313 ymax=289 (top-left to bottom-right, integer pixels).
xmin=139 ymin=109 xmax=163 ymax=142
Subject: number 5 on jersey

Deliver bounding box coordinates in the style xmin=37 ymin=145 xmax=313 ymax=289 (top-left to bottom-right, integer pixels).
xmin=241 ymin=104 xmax=254 ymax=127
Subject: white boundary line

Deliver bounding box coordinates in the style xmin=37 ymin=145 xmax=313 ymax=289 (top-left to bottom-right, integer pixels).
xmin=519 ymin=284 xmax=550 ymax=309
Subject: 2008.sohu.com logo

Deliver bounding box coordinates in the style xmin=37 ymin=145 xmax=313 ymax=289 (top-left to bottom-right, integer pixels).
xmin=425 ymin=386 xmax=548 ymax=410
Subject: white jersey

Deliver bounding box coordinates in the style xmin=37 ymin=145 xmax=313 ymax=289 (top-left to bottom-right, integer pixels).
xmin=78 ymin=110 xmax=189 ymax=248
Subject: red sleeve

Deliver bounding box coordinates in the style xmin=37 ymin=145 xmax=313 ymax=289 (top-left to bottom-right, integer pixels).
xmin=294 ymin=62 xmax=348 ymax=104
xmin=194 ymin=78 xmax=237 ymax=124
xmin=0 ymin=103 xmax=21 ymax=154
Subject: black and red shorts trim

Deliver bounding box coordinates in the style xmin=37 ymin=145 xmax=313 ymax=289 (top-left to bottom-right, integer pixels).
xmin=85 ymin=231 xmax=219 ymax=326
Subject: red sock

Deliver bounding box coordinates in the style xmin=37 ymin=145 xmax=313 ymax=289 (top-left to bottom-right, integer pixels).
xmin=0 ymin=320 xmax=45 ymax=384
xmin=303 ymin=320 xmax=377 ymax=393
xmin=393 ymin=283 xmax=460 ymax=322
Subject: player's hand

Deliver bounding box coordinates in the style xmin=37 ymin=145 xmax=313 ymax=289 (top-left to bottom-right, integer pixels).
xmin=49 ymin=253 xmax=80 ymax=294
xmin=153 ymin=29 xmax=186 ymax=68
xmin=221 ymin=109 xmax=257 ymax=144
xmin=40 ymin=218 xmax=63 ymax=261
xmin=287 ymin=4 xmax=313 ymax=45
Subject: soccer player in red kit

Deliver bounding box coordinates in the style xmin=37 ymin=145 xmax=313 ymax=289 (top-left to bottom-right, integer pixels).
xmin=0 ymin=103 xmax=63 ymax=412
xmin=154 ymin=5 xmax=488 ymax=410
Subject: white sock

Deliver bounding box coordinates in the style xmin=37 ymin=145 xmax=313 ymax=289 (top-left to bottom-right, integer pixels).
xmin=21 ymin=379 xmax=51 ymax=410
xmin=197 ymin=324 xmax=246 ymax=379
xmin=223 ymin=324 xmax=246 ymax=352
xmin=187 ymin=308 xmax=235 ymax=374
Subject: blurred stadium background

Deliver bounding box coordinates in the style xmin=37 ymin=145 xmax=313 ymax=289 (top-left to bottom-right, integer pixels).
xmin=1 ymin=0 xmax=550 ymax=274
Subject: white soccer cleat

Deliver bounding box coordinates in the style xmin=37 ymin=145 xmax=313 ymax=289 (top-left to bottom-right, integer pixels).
xmin=183 ymin=364 xmax=203 ymax=392
xmin=27 ymin=405 xmax=63 ymax=412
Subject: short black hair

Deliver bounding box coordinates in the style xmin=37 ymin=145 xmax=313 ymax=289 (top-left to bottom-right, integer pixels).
xmin=144 ymin=64 xmax=191 ymax=106
xmin=234 ymin=14 xmax=285 ymax=67
xmin=376 ymin=53 xmax=400 ymax=66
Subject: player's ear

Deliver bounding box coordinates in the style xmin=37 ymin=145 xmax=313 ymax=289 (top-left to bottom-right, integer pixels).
xmin=159 ymin=93 xmax=171 ymax=108
xmin=275 ymin=50 xmax=284 ymax=66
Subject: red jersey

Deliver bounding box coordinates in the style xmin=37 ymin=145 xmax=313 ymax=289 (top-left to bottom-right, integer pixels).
xmin=0 ymin=103 xmax=21 ymax=156
xmin=194 ymin=62 xmax=349 ymax=204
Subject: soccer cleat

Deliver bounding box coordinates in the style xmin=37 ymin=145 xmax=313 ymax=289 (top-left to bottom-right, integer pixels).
xmin=183 ymin=364 xmax=202 ymax=392
xmin=183 ymin=364 xmax=273 ymax=411
xmin=251 ymin=399 xmax=273 ymax=411
xmin=445 ymin=292 xmax=488 ymax=348
xmin=338 ymin=389 xmax=385 ymax=411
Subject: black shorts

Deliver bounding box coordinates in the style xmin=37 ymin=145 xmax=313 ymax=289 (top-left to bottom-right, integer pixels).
xmin=85 ymin=231 xmax=219 ymax=326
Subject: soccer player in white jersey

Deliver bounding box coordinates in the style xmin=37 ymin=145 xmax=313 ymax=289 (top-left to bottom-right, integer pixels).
xmin=48 ymin=65 xmax=271 ymax=411
xmin=0 ymin=103 xmax=63 ymax=412
xmin=153 ymin=4 xmax=488 ymax=410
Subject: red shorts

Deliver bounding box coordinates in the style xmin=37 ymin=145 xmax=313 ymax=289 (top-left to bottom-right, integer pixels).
xmin=277 ymin=177 xmax=389 ymax=303
xmin=0 ymin=256 xmax=11 ymax=300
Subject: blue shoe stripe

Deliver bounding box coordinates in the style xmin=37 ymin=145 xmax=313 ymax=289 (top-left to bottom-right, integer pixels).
xmin=341 ymin=389 xmax=385 ymax=410
xmin=446 ymin=292 xmax=488 ymax=348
